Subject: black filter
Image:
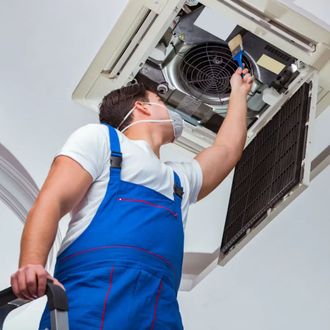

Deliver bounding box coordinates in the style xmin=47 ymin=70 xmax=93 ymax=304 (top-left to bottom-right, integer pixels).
xmin=220 ymin=82 xmax=311 ymax=255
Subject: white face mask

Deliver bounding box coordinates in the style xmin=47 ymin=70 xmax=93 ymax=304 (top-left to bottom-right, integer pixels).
xmin=117 ymin=102 xmax=184 ymax=140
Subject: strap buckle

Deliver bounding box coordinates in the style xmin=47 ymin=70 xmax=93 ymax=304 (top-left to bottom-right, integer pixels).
xmin=110 ymin=152 xmax=122 ymax=168
xmin=174 ymin=185 xmax=184 ymax=198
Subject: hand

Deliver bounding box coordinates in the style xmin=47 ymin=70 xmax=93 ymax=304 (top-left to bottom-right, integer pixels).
xmin=10 ymin=264 xmax=65 ymax=300
xmin=230 ymin=67 xmax=253 ymax=96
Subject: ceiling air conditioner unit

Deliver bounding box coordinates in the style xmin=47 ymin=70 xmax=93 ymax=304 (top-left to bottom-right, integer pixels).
xmin=72 ymin=0 xmax=330 ymax=290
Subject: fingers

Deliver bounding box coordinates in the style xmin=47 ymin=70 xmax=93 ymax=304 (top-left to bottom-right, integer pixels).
xmin=237 ymin=67 xmax=253 ymax=83
xmin=230 ymin=66 xmax=253 ymax=95
xmin=243 ymin=72 xmax=253 ymax=84
xmin=52 ymin=278 xmax=66 ymax=291
xmin=36 ymin=269 xmax=49 ymax=297
xmin=242 ymin=68 xmax=249 ymax=75
xmin=235 ymin=67 xmax=243 ymax=75
xmin=16 ymin=269 xmax=32 ymax=300
xmin=235 ymin=67 xmax=250 ymax=78
xmin=10 ymin=273 xmax=21 ymax=299
xmin=25 ymin=267 xmax=38 ymax=298
xmin=10 ymin=264 xmax=58 ymax=300
xmin=46 ymin=274 xmax=65 ymax=292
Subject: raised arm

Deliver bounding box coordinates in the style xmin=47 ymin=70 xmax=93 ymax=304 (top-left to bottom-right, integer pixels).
xmin=10 ymin=155 xmax=93 ymax=300
xmin=195 ymin=67 xmax=253 ymax=201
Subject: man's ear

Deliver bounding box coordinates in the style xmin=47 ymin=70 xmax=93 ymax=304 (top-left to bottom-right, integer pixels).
xmin=134 ymin=100 xmax=151 ymax=116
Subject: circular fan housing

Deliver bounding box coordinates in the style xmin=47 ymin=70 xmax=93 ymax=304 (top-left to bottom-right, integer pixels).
xmin=178 ymin=42 xmax=254 ymax=105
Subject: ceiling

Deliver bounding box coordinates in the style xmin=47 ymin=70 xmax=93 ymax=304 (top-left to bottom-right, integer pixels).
xmin=0 ymin=0 xmax=329 ymax=329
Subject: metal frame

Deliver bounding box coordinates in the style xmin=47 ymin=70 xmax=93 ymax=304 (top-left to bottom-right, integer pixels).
xmin=71 ymin=0 xmax=330 ymax=109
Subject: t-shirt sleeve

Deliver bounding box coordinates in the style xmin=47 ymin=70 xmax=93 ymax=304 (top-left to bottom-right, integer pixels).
xmin=165 ymin=158 xmax=203 ymax=205
xmin=53 ymin=124 xmax=107 ymax=181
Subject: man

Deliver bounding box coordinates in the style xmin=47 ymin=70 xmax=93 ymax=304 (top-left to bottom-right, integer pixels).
xmin=10 ymin=67 xmax=252 ymax=329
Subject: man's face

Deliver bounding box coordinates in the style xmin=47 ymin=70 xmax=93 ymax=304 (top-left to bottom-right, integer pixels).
xmin=145 ymin=91 xmax=170 ymax=121
xmin=139 ymin=91 xmax=174 ymax=142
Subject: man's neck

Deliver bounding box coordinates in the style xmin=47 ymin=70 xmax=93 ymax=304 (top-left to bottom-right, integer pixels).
xmin=123 ymin=128 xmax=164 ymax=159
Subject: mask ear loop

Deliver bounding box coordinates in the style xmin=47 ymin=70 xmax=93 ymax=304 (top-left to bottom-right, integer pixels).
xmin=121 ymin=119 xmax=173 ymax=133
xmin=119 ymin=102 xmax=172 ymax=132
xmin=117 ymin=106 xmax=135 ymax=130
xmin=117 ymin=101 xmax=153 ymax=130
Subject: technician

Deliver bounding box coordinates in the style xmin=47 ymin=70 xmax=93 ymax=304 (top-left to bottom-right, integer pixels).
xmin=11 ymin=67 xmax=252 ymax=329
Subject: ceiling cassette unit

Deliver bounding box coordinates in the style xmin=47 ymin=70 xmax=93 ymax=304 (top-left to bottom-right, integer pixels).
xmin=72 ymin=0 xmax=329 ymax=290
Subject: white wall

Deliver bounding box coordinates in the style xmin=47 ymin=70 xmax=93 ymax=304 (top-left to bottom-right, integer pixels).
xmin=0 ymin=1 xmax=329 ymax=329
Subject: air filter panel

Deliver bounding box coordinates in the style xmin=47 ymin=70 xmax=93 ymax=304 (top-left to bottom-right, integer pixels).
xmin=220 ymin=82 xmax=312 ymax=256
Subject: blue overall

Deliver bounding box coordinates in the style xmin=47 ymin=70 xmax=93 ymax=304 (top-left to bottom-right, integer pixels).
xmin=39 ymin=123 xmax=185 ymax=329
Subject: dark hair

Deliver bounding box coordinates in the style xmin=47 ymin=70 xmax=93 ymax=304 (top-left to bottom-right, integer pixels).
xmin=99 ymin=83 xmax=149 ymax=128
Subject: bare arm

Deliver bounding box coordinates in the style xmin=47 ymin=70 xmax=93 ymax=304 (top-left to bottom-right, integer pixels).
xmin=11 ymin=155 xmax=93 ymax=299
xmin=195 ymin=67 xmax=253 ymax=201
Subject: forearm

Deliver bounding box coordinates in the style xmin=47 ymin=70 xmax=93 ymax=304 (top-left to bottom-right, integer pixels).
xmin=194 ymin=68 xmax=252 ymax=201
xmin=214 ymin=90 xmax=248 ymax=158
xmin=19 ymin=195 xmax=63 ymax=268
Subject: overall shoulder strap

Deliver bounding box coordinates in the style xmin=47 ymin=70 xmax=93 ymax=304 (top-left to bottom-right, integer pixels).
xmin=101 ymin=122 xmax=122 ymax=172
xmin=173 ymin=171 xmax=184 ymax=199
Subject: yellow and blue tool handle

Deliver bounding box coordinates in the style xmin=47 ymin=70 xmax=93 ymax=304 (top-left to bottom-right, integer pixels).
xmin=233 ymin=49 xmax=244 ymax=69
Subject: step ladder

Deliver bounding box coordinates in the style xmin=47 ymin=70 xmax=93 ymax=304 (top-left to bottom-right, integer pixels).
xmin=0 ymin=279 xmax=69 ymax=330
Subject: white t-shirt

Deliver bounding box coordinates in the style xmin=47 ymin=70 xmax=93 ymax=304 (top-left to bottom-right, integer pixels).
xmin=54 ymin=123 xmax=203 ymax=255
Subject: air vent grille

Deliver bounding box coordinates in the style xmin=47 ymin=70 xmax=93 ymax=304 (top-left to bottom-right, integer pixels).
xmin=104 ymin=8 xmax=158 ymax=78
xmin=221 ymin=82 xmax=311 ymax=254
xmin=264 ymin=44 xmax=292 ymax=62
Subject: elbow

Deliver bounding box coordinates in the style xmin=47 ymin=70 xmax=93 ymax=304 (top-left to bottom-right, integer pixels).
xmin=224 ymin=145 xmax=244 ymax=165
